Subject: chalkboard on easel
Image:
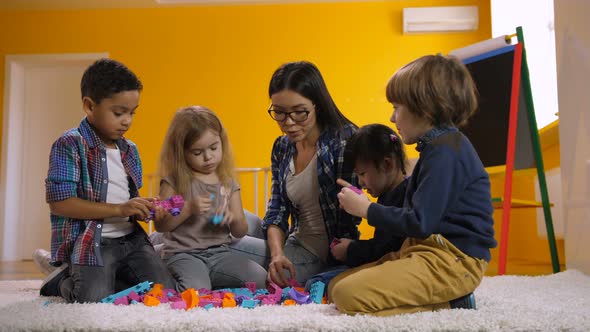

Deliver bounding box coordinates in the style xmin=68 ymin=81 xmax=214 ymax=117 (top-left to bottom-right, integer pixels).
xmin=459 ymin=45 xmax=535 ymax=170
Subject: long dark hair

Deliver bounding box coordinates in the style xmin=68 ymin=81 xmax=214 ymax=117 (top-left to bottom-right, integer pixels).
xmin=269 ymin=61 xmax=356 ymax=132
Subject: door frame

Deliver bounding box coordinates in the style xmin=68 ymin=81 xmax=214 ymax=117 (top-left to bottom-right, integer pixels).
xmin=0 ymin=53 xmax=108 ymax=261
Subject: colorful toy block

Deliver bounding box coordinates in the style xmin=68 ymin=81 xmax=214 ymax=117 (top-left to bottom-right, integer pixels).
xmin=146 ymin=195 xmax=185 ymax=221
xmin=100 ymin=281 xmax=153 ymax=303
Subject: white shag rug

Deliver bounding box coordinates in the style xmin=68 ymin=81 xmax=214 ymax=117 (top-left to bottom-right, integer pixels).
xmin=1 ymin=269 xmax=589 ymax=332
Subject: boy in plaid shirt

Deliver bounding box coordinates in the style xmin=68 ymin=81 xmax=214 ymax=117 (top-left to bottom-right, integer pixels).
xmin=38 ymin=59 xmax=175 ymax=303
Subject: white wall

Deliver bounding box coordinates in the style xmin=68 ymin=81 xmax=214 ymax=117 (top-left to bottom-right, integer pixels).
xmin=491 ymin=0 xmax=558 ymax=130
xmin=554 ymin=0 xmax=590 ymax=275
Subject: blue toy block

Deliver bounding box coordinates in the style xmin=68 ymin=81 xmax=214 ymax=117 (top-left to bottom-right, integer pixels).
xmin=281 ymin=287 xmax=291 ymax=301
xmin=211 ymin=214 xmax=223 ymax=225
xmin=100 ymin=281 xmax=153 ymax=303
xmin=232 ymin=288 xmax=254 ymax=298
xmin=254 ymin=289 xmax=269 ymax=296
xmin=309 ymin=281 xmax=325 ymax=304
xmin=241 ymin=299 xmax=260 ymax=308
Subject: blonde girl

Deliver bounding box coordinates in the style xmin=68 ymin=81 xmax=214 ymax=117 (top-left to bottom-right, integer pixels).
xmin=153 ymin=106 xmax=267 ymax=291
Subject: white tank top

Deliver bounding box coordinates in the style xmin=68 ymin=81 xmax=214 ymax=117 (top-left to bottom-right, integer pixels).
xmin=287 ymin=154 xmax=329 ymax=262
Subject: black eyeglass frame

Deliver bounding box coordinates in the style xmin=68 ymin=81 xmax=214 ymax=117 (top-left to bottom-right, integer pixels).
xmin=267 ymin=108 xmax=311 ymax=122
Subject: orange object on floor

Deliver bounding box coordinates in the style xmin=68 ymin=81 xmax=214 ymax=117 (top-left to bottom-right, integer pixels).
xmin=181 ymin=288 xmax=199 ymax=309
xmin=143 ymin=295 xmax=160 ymax=307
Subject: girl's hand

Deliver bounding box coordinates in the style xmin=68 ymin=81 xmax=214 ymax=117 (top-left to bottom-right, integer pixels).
xmin=191 ymin=194 xmax=213 ymax=215
xmin=331 ymin=238 xmax=352 ymax=261
xmin=336 ymin=179 xmax=371 ymax=218
xmin=267 ymin=254 xmax=295 ymax=287
xmin=218 ymin=210 xmax=235 ymax=227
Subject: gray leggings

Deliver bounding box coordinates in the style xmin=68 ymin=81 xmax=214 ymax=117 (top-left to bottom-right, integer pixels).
xmin=166 ymin=245 xmax=267 ymax=291
xmin=150 ymin=210 xmax=331 ymax=287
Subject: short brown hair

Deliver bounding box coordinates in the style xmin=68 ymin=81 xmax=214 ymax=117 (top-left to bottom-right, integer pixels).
xmin=386 ymin=55 xmax=477 ymax=127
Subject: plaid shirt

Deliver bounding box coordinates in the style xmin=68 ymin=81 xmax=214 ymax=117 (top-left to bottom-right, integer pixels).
xmin=45 ymin=118 xmax=142 ymax=266
xmin=262 ymin=124 xmax=361 ymax=242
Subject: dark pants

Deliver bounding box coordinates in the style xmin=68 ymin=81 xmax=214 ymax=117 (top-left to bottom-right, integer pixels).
xmin=60 ymin=229 xmax=176 ymax=303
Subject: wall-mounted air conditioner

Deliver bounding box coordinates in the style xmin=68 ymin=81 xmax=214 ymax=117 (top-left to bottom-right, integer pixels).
xmin=403 ymin=6 xmax=479 ymax=34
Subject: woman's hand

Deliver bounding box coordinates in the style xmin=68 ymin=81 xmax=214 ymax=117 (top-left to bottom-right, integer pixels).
xmin=331 ymin=238 xmax=352 ymax=261
xmin=267 ymin=254 xmax=295 ymax=287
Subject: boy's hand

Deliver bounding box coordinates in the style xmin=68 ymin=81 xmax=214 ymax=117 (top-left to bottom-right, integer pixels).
xmin=118 ymin=197 xmax=153 ymax=220
xmin=152 ymin=206 xmax=169 ymax=222
xmin=331 ymin=238 xmax=352 ymax=261
xmin=336 ymin=179 xmax=371 ymax=218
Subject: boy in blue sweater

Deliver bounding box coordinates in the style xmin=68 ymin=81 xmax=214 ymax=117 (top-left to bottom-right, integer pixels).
xmin=330 ymin=55 xmax=497 ymax=316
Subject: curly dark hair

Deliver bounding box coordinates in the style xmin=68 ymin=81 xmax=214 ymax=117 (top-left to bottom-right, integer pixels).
xmin=80 ymin=58 xmax=142 ymax=104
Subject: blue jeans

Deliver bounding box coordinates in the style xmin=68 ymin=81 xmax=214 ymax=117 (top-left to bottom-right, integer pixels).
xmin=304 ymin=267 xmax=348 ymax=292
xmin=59 ymin=228 xmax=175 ymax=303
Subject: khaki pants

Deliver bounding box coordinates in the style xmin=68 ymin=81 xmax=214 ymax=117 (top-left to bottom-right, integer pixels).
xmin=328 ymin=235 xmax=487 ymax=316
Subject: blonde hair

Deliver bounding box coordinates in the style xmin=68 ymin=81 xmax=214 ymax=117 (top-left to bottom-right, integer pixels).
xmin=158 ymin=106 xmax=236 ymax=197
xmin=386 ymin=54 xmax=478 ymax=128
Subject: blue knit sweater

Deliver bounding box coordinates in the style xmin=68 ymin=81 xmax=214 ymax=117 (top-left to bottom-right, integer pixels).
xmin=367 ymin=127 xmax=497 ymax=261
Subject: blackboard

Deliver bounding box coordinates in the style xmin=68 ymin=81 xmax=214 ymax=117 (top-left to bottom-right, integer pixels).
xmin=460 ymin=45 xmax=535 ymax=170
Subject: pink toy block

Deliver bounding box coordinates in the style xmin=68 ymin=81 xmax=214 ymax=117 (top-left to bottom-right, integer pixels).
xmin=199 ymin=298 xmax=222 ymax=308
xmin=128 ymin=291 xmax=141 ymax=302
xmin=147 ymin=195 xmax=185 ymax=220
xmin=348 ymin=186 xmax=363 ymax=195
xmin=330 ymin=238 xmax=341 ymax=249
xmin=114 ymin=296 xmax=129 ymax=305
xmin=245 ymin=282 xmax=257 ymax=293
xmin=288 ymin=279 xmax=302 ymax=288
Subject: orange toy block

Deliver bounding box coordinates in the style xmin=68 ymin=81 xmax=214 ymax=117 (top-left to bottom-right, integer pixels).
xmin=222 ymin=293 xmax=236 ymax=308
xmin=181 ymin=288 xmax=199 ymax=309
xmin=283 ymin=299 xmax=296 ymax=306
xmin=143 ymin=295 xmax=161 ymax=307
xmin=146 ymin=283 xmax=164 ymax=298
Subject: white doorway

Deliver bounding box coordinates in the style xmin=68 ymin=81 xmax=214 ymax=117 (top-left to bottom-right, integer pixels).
xmin=0 ymin=53 xmax=108 ymax=261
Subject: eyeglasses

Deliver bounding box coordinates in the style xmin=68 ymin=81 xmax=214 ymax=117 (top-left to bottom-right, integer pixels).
xmin=268 ymin=109 xmax=310 ymax=122
xmin=267 ymin=108 xmax=310 ymax=122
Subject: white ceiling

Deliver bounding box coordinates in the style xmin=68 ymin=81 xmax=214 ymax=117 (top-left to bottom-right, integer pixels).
xmin=0 ymin=0 xmax=379 ymax=11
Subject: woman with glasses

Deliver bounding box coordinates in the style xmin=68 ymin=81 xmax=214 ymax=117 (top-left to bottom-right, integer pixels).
xmin=260 ymin=61 xmax=361 ymax=287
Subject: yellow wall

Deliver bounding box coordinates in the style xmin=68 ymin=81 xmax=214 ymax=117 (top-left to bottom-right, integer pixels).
xmin=0 ymin=0 xmax=491 ymax=213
